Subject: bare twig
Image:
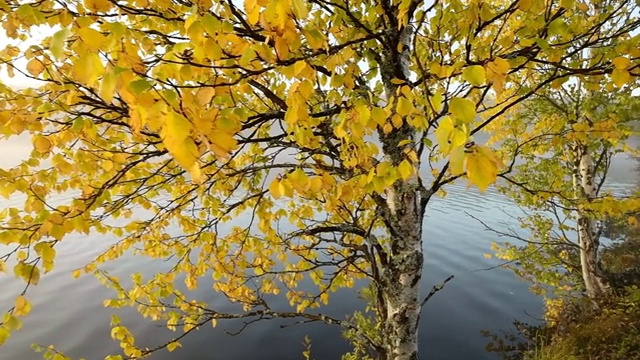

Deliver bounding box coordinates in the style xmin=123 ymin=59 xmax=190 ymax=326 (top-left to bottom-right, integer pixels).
xmin=420 ymin=275 xmax=455 ymax=307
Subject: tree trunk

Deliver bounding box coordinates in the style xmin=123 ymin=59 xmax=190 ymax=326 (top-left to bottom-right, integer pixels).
xmin=380 ymin=180 xmax=424 ymax=360
xmin=376 ymin=22 xmax=425 ymax=360
xmin=573 ymin=144 xmax=610 ymax=298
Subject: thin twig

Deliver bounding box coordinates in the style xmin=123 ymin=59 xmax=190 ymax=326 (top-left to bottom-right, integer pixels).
xmin=420 ymin=275 xmax=455 ymax=307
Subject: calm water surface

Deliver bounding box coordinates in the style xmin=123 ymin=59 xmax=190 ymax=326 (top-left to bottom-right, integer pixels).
xmin=1 ymin=149 xmax=637 ymax=360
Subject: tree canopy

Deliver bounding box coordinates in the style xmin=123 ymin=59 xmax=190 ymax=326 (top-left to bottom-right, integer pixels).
xmin=0 ymin=0 xmax=638 ymax=359
xmin=490 ymin=86 xmax=639 ymax=296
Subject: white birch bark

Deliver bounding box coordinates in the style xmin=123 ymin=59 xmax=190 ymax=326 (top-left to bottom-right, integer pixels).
xmin=573 ymin=143 xmax=610 ymax=298
xmin=377 ymin=24 xmax=424 ymax=360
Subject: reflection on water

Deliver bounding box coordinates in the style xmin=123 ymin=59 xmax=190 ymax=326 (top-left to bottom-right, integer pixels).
xmin=2 ymin=158 xmax=636 ymax=360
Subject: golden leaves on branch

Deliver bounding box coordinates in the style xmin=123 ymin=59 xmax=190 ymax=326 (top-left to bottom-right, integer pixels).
xmin=71 ymin=53 xmax=104 ymax=87
xmin=160 ymin=111 xmax=203 ymax=183
xmin=611 ymin=56 xmax=632 ymax=88
xmin=449 ymin=143 xmax=502 ymax=192
xmin=485 ymin=57 xmax=510 ymax=93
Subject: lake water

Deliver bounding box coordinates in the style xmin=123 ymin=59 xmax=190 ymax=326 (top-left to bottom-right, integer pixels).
xmin=1 ymin=150 xmax=637 ymax=360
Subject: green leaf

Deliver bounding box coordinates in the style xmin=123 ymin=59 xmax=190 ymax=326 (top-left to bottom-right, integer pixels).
xmin=50 ymin=28 xmax=70 ymax=59
xmin=462 ymin=65 xmax=486 ymax=86
xmin=129 ymin=78 xmax=152 ymax=94
xmin=450 ymin=97 xmax=476 ymax=123
xmin=548 ymin=18 xmax=568 ymax=36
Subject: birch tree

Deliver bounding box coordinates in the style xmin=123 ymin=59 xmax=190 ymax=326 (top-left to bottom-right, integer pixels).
xmin=490 ymin=87 xmax=639 ymax=299
xmin=0 ymin=0 xmax=639 ymax=359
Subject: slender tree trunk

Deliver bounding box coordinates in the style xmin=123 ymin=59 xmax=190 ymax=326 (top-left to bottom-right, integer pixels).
xmin=573 ymin=144 xmax=610 ymax=298
xmin=379 ymin=181 xmax=424 ymax=360
xmin=376 ymin=22 xmax=426 ymax=360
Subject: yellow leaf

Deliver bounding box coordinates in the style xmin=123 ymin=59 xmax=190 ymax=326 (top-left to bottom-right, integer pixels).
xmin=334 ymin=123 xmax=347 ymax=138
xmin=466 ymin=146 xmax=500 ymax=192
xmin=396 ymin=96 xmax=413 ymax=116
xmin=26 ymin=58 xmax=44 ymax=76
xmin=72 ymin=53 xmax=104 ymax=87
xmin=612 ymin=57 xmax=630 ymax=70
xmin=450 ymin=124 xmax=469 ymax=149
xmin=3 ymin=313 xmax=22 ymax=331
xmin=280 ymin=179 xmax=294 ymax=197
xmin=100 ymin=71 xmax=117 ymax=102
xmin=462 ymin=65 xmax=486 ymax=86
xmin=13 ymin=296 xmax=31 ymax=317
xmin=293 ymin=61 xmax=307 ymax=77
xmin=450 ymin=97 xmax=476 ymax=123
xmin=292 ymin=0 xmax=309 ymax=19
xmin=431 ymin=91 xmax=443 ymax=112
xmin=244 ymin=0 xmax=261 ymax=25
xmin=320 ymin=292 xmax=329 ymax=305
xmin=33 ymin=136 xmax=52 ymax=154
xmin=188 ymin=163 xmax=204 ymax=184
xmin=77 ymin=27 xmax=107 ymax=51
xmin=34 ymin=242 xmax=56 ymax=272
xmin=449 ymin=146 xmax=466 ymax=175
xmin=101 ymin=160 xmax=114 ymax=172
xmin=289 ymin=168 xmax=310 ymax=192
xmin=0 ymin=327 xmax=9 ymax=346
xmin=196 ymin=87 xmax=216 ymax=105
xmin=309 ymin=177 xmax=323 ymax=193
xmin=371 ymin=107 xmax=388 ymax=125
xmin=162 ymin=112 xmax=200 ymax=170
xmin=398 ymin=159 xmax=413 ymax=180
xmin=209 ymin=132 xmax=237 ymax=157
xmin=435 ymin=116 xmax=454 ymax=152
xmin=167 ymin=341 xmax=182 ymax=352
xmin=391 ymin=114 xmax=403 ymax=128
xmin=164 ymin=111 xmax=191 ymax=142
xmin=612 ymin=69 xmax=630 ymax=88
xmin=487 ymin=58 xmax=510 ymax=77
xmin=84 ymin=0 xmax=113 ymax=12
xmin=269 ymin=179 xmax=283 ymax=198
xmin=518 ymin=0 xmax=533 ymax=11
